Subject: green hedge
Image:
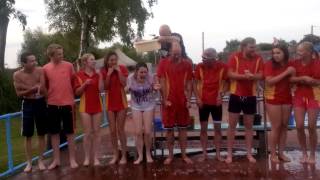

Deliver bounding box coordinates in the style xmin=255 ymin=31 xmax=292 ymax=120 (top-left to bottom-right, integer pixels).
xmin=0 ymin=70 xmax=21 ymax=115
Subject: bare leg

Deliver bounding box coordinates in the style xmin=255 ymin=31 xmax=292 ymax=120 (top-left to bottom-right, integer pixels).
xmin=266 ymin=104 xmax=282 ymax=163
xmin=200 ymin=121 xmax=208 ymax=161
xmin=294 ymin=107 xmax=308 ymax=163
xmin=132 ymin=110 xmax=143 ymax=164
xmin=117 ymin=109 xmax=127 ymax=165
xmin=92 ymin=113 xmax=102 ymax=166
xmin=307 ymin=108 xmax=319 ymax=164
xmin=179 ymin=128 xmax=193 ymax=164
xmin=214 ymin=123 xmax=223 ymax=161
xmin=164 ymin=129 xmax=174 ymax=165
xmin=37 ymin=135 xmax=47 ymax=170
xmin=81 ymin=113 xmax=93 ymax=166
xmin=67 ymin=133 xmax=78 ymax=168
xmin=143 ymin=110 xmax=154 ymax=163
xmin=108 ymin=111 xmax=119 ymax=164
xmin=225 ymin=112 xmax=239 ymax=164
xmin=243 ymin=114 xmax=256 ymax=163
xmin=278 ymin=105 xmax=291 ymax=162
xmin=48 ymin=134 xmax=61 ymax=170
xmin=24 ymin=137 xmax=33 ymax=172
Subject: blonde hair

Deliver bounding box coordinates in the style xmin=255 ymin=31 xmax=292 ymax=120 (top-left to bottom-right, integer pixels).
xmin=81 ymin=53 xmax=95 ymax=66
xmin=46 ymin=43 xmax=63 ymax=57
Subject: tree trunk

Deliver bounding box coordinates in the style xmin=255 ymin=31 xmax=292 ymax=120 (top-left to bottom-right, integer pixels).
xmin=0 ymin=17 xmax=9 ymax=71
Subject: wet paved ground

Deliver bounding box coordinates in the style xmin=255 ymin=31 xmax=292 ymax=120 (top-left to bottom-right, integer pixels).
xmin=8 ymin=104 xmax=320 ymax=179
xmin=9 ymin=130 xmax=320 ymax=180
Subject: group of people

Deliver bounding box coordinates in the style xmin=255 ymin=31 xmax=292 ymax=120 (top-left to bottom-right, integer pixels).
xmin=13 ymin=24 xmax=320 ymax=173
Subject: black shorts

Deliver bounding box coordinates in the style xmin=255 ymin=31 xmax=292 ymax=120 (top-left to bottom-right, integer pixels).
xmin=47 ymin=105 xmax=74 ymax=134
xmin=228 ymin=94 xmax=256 ymax=114
xmin=199 ymin=104 xmax=222 ymax=123
xmin=21 ymin=98 xmax=47 ymax=137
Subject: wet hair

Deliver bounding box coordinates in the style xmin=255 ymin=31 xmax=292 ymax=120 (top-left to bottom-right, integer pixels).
xmin=104 ymin=51 xmax=118 ymax=68
xmin=240 ymin=37 xmax=256 ymax=50
xmin=20 ymin=52 xmax=34 ymax=64
xmin=134 ymin=62 xmax=148 ymax=80
xmin=46 ymin=43 xmax=63 ymax=58
xmin=271 ymin=43 xmax=289 ymax=68
xmin=80 ymin=53 xmax=94 ymax=66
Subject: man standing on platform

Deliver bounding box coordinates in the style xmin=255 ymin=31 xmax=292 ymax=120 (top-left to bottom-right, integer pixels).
xmin=157 ymin=41 xmax=193 ymax=164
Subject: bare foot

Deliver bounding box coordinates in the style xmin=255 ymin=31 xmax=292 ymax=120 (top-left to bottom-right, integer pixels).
xmin=48 ymin=161 xmax=60 ymax=170
xmin=198 ymin=154 xmax=208 ymax=162
xmin=215 ymin=155 xmax=224 ymax=162
xmin=164 ymin=157 xmax=173 ymax=165
xmin=146 ymin=156 xmax=154 ymax=163
xmin=109 ymin=156 xmax=118 ymax=165
xmin=94 ymin=159 xmax=101 ymax=166
xmin=247 ymin=155 xmax=256 ymax=163
xmin=270 ymin=155 xmax=280 ymax=163
xmin=307 ymin=156 xmax=316 ymax=164
xmin=300 ymin=155 xmax=308 ymax=164
xmin=182 ymin=156 xmax=193 ymax=164
xmin=278 ymin=154 xmax=291 ymax=162
xmin=70 ymin=160 xmax=79 ymax=169
xmin=24 ymin=163 xmax=32 ymax=173
xmin=83 ymin=159 xmax=90 ymax=166
xmin=134 ymin=157 xmax=143 ymax=165
xmin=119 ymin=157 xmax=127 ymax=165
xmin=38 ymin=160 xmax=47 ymax=171
xmin=225 ymin=156 xmax=232 ymax=164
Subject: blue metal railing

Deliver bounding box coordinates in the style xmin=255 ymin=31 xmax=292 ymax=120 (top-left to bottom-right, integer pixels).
xmin=0 ymin=93 xmax=108 ymax=178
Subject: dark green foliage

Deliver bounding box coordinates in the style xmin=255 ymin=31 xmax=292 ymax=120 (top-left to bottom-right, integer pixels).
xmin=0 ymin=70 xmax=20 ymax=114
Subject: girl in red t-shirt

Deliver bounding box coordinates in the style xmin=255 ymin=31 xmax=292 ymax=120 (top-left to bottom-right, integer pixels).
xmin=264 ymin=44 xmax=295 ymax=163
xmin=74 ymin=53 xmax=103 ymax=166
xmin=101 ymin=51 xmax=129 ymax=164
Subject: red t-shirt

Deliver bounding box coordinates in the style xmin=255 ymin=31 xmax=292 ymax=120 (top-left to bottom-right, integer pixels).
xmin=264 ymin=60 xmax=292 ymax=104
xmin=157 ymin=58 xmax=193 ymax=106
xmin=292 ymin=59 xmax=320 ymax=100
xmin=101 ymin=65 xmax=129 ymax=111
xmin=228 ymin=52 xmax=263 ymax=96
xmin=194 ymin=61 xmax=228 ymax=105
xmin=74 ymin=70 xmax=102 ymax=113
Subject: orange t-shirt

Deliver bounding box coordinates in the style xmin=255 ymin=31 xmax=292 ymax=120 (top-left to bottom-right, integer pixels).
xmin=157 ymin=57 xmax=193 ymax=106
xmin=74 ymin=70 xmax=102 ymax=113
xmin=194 ymin=61 xmax=228 ymax=105
xmin=264 ymin=60 xmax=292 ymax=104
xmin=101 ymin=65 xmax=129 ymax=111
xmin=43 ymin=61 xmax=74 ymax=106
xmin=292 ymin=59 xmax=320 ymax=101
xmin=228 ymin=52 xmax=263 ymax=96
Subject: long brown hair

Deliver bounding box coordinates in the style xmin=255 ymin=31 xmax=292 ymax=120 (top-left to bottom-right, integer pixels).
xmin=271 ymin=44 xmax=289 ymax=68
xmin=134 ymin=62 xmax=149 ymax=80
xmin=104 ymin=51 xmax=118 ymax=69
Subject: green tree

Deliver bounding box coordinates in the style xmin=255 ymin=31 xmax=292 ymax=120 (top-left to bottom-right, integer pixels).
xmin=20 ymin=28 xmax=96 ymax=65
xmin=223 ymin=39 xmax=240 ymax=53
xmin=0 ymin=0 xmax=27 ymax=71
xmin=257 ymin=43 xmax=273 ymax=51
xmin=44 ymin=0 xmax=157 ymax=59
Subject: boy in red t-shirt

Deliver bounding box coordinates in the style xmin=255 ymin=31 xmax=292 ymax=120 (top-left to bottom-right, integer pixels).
xmin=194 ymin=48 xmax=228 ymax=161
xmin=226 ymin=37 xmax=264 ymax=164
xmin=157 ymin=41 xmax=193 ymax=164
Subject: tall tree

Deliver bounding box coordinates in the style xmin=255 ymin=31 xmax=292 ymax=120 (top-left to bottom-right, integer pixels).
xmin=0 ymin=0 xmax=26 ymax=71
xmin=44 ymin=0 xmax=156 ymax=59
xmin=223 ymin=39 xmax=240 ymax=53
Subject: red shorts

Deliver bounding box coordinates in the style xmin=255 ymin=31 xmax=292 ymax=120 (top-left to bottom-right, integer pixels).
xmin=266 ymin=98 xmax=292 ymax=105
xmin=161 ymin=104 xmax=190 ymax=129
xmin=293 ymin=96 xmax=319 ymax=109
